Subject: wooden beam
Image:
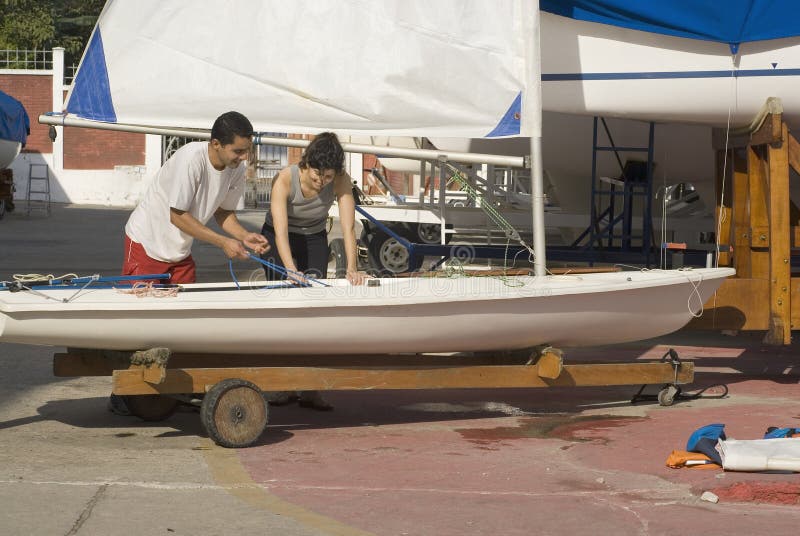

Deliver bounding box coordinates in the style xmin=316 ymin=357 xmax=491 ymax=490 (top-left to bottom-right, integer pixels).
xmin=112 ymin=362 xmax=694 ymax=395
xmin=715 ymin=150 xmax=733 ymax=266
xmin=747 ymin=145 xmax=770 ymax=280
xmin=765 ymin=122 xmax=792 ymax=344
xmin=732 ymin=150 xmax=751 ymax=277
xmin=789 ymin=131 xmax=800 ymax=176
xmin=53 ymin=351 xmax=549 ymax=377
xmin=791 ymin=277 xmax=800 ymax=332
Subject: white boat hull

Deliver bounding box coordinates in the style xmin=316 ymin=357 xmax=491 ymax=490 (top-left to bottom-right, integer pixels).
xmin=541 ymin=12 xmax=800 ymax=128
xmin=0 ymin=268 xmax=734 ymax=354
xmin=0 ymin=139 xmax=21 ymax=169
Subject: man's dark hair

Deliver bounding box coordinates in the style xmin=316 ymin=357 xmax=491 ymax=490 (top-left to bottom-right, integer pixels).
xmin=211 ymin=111 xmax=253 ymax=145
xmin=299 ymin=132 xmax=345 ymax=173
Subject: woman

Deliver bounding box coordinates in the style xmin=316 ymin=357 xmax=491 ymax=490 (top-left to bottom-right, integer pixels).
xmin=260 ymin=132 xmax=365 ymax=410
xmin=261 ymin=132 xmax=364 ymax=286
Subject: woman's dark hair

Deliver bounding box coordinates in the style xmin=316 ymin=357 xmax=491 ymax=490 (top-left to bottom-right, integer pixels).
xmin=211 ymin=111 xmax=253 ymax=145
xmin=299 ymin=132 xmax=345 ymax=173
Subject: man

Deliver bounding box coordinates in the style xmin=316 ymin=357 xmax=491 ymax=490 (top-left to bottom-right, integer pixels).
xmin=110 ymin=111 xmax=269 ymax=416
xmin=123 ymin=110 xmax=269 ymax=283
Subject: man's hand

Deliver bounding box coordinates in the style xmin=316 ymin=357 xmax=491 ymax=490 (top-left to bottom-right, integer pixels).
xmin=221 ymin=237 xmax=250 ymax=260
xmin=243 ymin=232 xmax=270 ymax=255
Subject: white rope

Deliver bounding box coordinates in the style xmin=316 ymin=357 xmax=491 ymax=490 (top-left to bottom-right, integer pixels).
xmin=716 ymin=54 xmax=738 ymax=269
xmin=677 ymin=268 xmax=705 ymax=318
xmin=12 ymin=273 xmax=78 ymax=283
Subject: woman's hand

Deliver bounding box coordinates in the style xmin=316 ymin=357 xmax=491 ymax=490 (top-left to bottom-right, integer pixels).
xmin=346 ymin=270 xmax=368 ymax=286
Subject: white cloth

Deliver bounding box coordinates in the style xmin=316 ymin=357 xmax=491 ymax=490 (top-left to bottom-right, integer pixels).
xmin=718 ymin=438 xmax=800 ymax=472
xmin=125 ymin=142 xmax=245 ymax=262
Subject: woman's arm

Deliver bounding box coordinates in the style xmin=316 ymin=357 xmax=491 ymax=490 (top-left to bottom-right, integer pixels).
xmin=335 ymin=173 xmax=366 ymax=285
xmin=269 ymin=168 xmax=300 ymax=273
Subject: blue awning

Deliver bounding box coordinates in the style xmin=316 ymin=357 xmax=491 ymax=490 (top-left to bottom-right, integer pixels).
xmin=541 ymin=1 xmax=800 ymax=53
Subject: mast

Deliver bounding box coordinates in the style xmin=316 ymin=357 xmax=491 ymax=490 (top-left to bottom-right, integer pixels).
xmin=526 ymin=1 xmax=546 ymax=276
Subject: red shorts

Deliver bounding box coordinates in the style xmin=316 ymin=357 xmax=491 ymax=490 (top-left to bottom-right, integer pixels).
xmin=122 ymin=235 xmax=196 ymax=284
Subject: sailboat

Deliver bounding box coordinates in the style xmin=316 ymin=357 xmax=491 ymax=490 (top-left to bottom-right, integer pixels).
xmin=7 ymin=0 xmax=741 ymax=355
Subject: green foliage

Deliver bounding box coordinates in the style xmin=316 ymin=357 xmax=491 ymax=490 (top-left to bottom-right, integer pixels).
xmin=0 ymin=0 xmax=105 ymax=67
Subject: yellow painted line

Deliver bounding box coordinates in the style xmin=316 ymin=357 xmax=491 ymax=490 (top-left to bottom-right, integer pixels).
xmin=201 ymin=439 xmax=374 ymax=536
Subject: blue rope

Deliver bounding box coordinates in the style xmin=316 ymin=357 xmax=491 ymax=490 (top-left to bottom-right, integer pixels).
xmin=228 ymin=260 xmax=240 ymax=289
xmin=246 ymin=254 xmax=330 ymax=287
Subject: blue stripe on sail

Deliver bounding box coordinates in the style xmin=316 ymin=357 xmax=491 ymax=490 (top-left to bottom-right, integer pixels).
xmin=66 ymin=29 xmax=116 ymax=123
xmin=543 ymin=68 xmax=800 ymax=81
xmin=485 ymin=92 xmax=521 ymax=138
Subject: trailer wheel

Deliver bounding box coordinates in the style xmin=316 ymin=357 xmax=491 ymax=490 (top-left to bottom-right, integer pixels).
xmin=121 ymin=394 xmax=180 ymax=422
xmin=367 ymin=229 xmax=423 ymax=275
xmin=657 ymin=385 xmax=681 ymax=406
xmin=329 ymin=238 xmax=346 ymax=277
xmin=201 ymin=379 xmax=268 ymax=448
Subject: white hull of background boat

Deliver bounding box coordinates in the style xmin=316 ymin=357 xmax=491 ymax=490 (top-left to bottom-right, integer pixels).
xmin=0 ymin=139 xmax=21 ymax=169
xmin=541 ymin=12 xmax=800 ymax=128
xmin=0 ymin=268 xmax=733 ymax=354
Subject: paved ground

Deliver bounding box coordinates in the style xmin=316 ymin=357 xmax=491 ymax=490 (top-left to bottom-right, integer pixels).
xmin=1 ymin=203 xmax=799 ymax=535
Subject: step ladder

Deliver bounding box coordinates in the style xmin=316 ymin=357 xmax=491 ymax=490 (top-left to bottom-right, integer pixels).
xmin=572 ymin=117 xmax=655 ymax=266
xmin=27 ymin=163 xmax=51 ymax=216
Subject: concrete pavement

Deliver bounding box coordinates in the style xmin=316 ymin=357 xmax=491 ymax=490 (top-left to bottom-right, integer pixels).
xmin=1 ymin=203 xmax=799 ymax=535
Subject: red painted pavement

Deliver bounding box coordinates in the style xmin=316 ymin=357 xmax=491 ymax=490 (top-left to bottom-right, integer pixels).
xmin=233 ymin=331 xmax=800 ymax=535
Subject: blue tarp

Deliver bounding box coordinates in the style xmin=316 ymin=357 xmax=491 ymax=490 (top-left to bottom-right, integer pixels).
xmin=0 ymin=90 xmax=30 ymax=146
xmin=541 ymin=0 xmax=800 ymax=52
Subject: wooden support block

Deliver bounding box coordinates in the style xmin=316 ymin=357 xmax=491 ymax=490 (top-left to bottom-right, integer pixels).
xmin=536 ymin=349 xmax=563 ymax=379
xmin=750 ymin=112 xmax=783 ymax=147
xmin=688 ymin=277 xmax=770 ymax=330
xmin=141 ymin=364 xmax=167 ymax=384
xmin=111 ymin=362 xmax=694 ymax=396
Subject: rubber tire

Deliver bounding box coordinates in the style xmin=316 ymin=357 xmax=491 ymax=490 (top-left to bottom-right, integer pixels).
xmin=414 ymin=223 xmax=453 ymax=245
xmin=201 ymin=379 xmax=268 ymax=448
xmin=0 ymin=199 xmax=5 ymax=220
xmin=329 ymin=238 xmax=346 ymax=278
xmin=121 ymin=394 xmax=180 ymax=422
xmin=366 ymin=229 xmax=423 ymax=275
xmin=657 ymin=385 xmax=680 ymax=406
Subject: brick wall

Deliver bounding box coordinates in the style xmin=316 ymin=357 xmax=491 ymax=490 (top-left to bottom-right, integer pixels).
xmin=1 ymin=73 xmax=146 ymax=169
xmin=63 ymin=127 xmax=145 ymax=169
xmin=0 ymin=74 xmax=52 ymax=154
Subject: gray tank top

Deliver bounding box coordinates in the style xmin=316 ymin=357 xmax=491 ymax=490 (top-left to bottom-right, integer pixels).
xmin=265 ymin=165 xmax=335 ymax=234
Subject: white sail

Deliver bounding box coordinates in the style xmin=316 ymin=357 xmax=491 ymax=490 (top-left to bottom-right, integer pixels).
xmin=65 ymin=0 xmax=536 ymax=139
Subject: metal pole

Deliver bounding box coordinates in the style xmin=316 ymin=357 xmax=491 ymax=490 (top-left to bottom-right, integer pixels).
xmin=526 ymin=2 xmax=546 ymax=276
xmin=38 ymin=114 xmax=525 ymax=168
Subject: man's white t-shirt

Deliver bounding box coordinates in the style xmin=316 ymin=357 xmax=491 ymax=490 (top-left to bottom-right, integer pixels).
xmin=125 ymin=142 xmax=245 ymax=263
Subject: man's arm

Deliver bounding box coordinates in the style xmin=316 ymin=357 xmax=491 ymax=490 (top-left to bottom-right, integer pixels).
xmin=214 ymin=208 xmax=269 ymax=255
xmin=170 ymin=208 xmax=250 ymax=259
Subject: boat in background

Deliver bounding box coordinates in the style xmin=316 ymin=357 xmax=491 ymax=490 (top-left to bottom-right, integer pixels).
xmin=0 ymin=90 xmax=28 ymax=169
xmin=0 ymin=268 xmax=734 ymax=354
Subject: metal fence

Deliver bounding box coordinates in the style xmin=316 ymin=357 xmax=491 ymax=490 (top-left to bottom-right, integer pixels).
xmin=0 ymin=49 xmax=79 ymax=85
xmin=0 ymin=49 xmax=52 ymax=70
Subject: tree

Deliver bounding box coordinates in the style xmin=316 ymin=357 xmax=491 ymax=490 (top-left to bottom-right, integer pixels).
xmin=0 ymin=0 xmax=105 ymax=68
